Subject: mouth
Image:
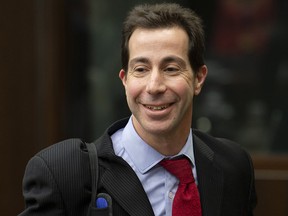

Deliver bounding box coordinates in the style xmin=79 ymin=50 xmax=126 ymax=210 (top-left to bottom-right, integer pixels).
xmin=144 ymin=104 xmax=171 ymax=111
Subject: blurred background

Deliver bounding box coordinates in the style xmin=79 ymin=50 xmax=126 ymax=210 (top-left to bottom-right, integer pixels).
xmin=1 ymin=0 xmax=288 ymax=215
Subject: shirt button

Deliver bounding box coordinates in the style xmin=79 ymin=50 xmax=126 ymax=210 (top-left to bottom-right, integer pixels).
xmin=168 ymin=192 xmax=174 ymax=199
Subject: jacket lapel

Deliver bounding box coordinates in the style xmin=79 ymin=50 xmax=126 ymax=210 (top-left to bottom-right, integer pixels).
xmin=100 ymin=159 xmax=154 ymax=216
xmin=193 ymin=133 xmax=224 ymax=216
xmin=93 ymin=118 xmax=224 ymax=216
xmin=95 ymin=119 xmax=154 ymax=216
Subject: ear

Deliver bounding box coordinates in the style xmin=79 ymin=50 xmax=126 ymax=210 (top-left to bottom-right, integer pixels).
xmin=119 ymin=69 xmax=126 ymax=86
xmin=194 ymin=65 xmax=208 ymax=95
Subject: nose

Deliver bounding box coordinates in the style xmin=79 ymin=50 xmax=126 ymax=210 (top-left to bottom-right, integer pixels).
xmin=146 ymin=70 xmax=167 ymax=94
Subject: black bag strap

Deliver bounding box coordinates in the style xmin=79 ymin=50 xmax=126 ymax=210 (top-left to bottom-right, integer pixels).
xmin=86 ymin=142 xmax=99 ymax=207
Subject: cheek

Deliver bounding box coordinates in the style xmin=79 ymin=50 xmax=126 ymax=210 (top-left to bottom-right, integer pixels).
xmin=179 ymin=84 xmax=194 ymax=100
xmin=169 ymin=76 xmax=195 ymax=97
xmin=125 ymin=79 xmax=143 ymax=99
xmin=182 ymin=74 xmax=195 ymax=96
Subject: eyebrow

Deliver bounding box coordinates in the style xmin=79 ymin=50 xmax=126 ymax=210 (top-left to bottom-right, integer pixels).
xmin=129 ymin=57 xmax=151 ymax=68
xmin=161 ymin=56 xmax=187 ymax=68
xmin=129 ymin=55 xmax=187 ymax=68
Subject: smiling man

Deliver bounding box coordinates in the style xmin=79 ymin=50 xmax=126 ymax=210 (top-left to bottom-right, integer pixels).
xmin=119 ymin=26 xmax=207 ymax=156
xmin=19 ymin=3 xmax=257 ymax=216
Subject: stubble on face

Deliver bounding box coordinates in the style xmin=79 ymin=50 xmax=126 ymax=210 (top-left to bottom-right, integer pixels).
xmin=120 ymin=27 xmax=206 ymax=155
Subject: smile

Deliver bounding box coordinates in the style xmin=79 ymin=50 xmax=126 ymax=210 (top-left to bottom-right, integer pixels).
xmin=144 ymin=104 xmax=171 ymax=110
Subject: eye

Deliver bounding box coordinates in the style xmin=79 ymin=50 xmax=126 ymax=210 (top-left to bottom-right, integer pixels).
xmin=130 ymin=66 xmax=150 ymax=77
xmin=134 ymin=67 xmax=147 ymax=72
xmin=164 ymin=66 xmax=180 ymax=73
xmin=132 ymin=65 xmax=151 ymax=74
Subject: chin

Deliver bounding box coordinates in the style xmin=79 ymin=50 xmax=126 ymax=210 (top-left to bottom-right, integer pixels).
xmin=142 ymin=121 xmax=175 ymax=135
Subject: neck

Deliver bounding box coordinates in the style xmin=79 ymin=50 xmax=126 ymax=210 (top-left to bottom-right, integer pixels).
xmin=142 ymin=127 xmax=190 ymax=156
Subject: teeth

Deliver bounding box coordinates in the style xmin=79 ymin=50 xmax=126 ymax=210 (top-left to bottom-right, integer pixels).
xmin=146 ymin=105 xmax=168 ymax=110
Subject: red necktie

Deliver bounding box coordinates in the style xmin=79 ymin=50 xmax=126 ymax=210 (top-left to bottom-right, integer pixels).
xmin=160 ymin=157 xmax=202 ymax=216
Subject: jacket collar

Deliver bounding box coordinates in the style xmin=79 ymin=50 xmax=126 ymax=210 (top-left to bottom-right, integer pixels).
xmin=193 ymin=131 xmax=224 ymax=216
xmin=94 ymin=118 xmax=224 ymax=216
xmin=94 ymin=118 xmax=155 ymax=216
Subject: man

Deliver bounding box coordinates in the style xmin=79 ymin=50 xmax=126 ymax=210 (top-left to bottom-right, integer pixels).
xmin=19 ymin=3 xmax=257 ymax=216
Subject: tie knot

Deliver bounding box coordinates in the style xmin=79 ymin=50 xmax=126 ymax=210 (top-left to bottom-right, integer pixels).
xmin=160 ymin=157 xmax=195 ymax=184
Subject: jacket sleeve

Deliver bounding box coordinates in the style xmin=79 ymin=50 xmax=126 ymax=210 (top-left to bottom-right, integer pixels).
xmin=18 ymin=155 xmax=65 ymax=216
xmin=246 ymin=150 xmax=257 ymax=216
xmin=215 ymin=137 xmax=257 ymax=215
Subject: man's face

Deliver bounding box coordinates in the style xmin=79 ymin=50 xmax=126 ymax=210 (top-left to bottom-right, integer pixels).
xmin=119 ymin=27 xmax=207 ymax=140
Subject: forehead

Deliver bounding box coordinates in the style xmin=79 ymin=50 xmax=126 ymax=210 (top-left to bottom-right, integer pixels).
xmin=128 ymin=27 xmax=189 ymax=61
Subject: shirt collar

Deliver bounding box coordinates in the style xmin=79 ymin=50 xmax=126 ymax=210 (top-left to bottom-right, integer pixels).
xmin=121 ymin=116 xmax=196 ymax=174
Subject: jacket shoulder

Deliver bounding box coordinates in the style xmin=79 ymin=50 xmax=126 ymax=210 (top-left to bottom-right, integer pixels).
xmin=33 ymin=138 xmax=91 ymax=215
xmin=193 ymin=129 xmax=247 ymax=156
xmin=34 ymin=138 xmax=91 ymax=193
xmin=192 ymin=129 xmax=257 ymax=213
xmin=192 ymin=129 xmax=254 ymax=175
xmin=37 ymin=138 xmax=86 ymax=159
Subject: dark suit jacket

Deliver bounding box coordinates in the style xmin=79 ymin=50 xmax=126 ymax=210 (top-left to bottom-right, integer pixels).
xmin=19 ymin=118 xmax=257 ymax=216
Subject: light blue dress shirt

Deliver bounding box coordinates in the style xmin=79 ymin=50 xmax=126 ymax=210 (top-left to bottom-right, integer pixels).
xmin=111 ymin=117 xmax=198 ymax=216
